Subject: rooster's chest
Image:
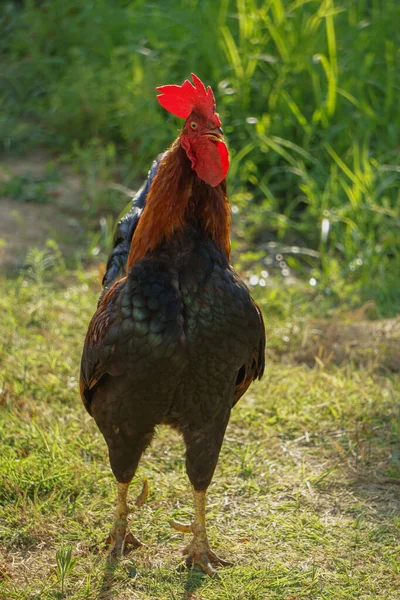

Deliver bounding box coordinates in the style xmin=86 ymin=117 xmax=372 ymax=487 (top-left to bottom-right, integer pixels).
xmin=117 ymin=254 xmax=249 ymax=370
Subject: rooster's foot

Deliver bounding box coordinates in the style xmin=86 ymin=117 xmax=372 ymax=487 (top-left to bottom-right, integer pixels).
xmin=170 ymin=519 xmax=232 ymax=578
xmin=183 ymin=537 xmax=232 ymax=579
xmin=105 ymin=526 xmax=143 ymax=556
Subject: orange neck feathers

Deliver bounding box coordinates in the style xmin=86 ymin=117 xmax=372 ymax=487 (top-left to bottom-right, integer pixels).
xmin=127 ymin=140 xmax=231 ymax=270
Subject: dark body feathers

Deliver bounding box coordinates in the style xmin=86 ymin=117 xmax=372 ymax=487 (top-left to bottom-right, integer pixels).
xmin=80 ymin=155 xmax=265 ymax=492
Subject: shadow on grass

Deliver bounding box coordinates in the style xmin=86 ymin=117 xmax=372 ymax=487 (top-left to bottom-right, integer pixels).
xmin=181 ymin=568 xmax=208 ymax=600
xmin=97 ymin=554 xmax=118 ymax=600
xmin=95 ymin=553 xmax=210 ymax=600
xmin=314 ymin=413 xmax=400 ymax=529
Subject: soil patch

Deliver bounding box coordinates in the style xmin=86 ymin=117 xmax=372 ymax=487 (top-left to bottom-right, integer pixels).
xmin=0 ymin=153 xmax=85 ymax=269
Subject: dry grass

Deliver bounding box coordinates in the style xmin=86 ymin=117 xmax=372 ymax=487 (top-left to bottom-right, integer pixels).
xmin=294 ymin=304 xmax=400 ymax=372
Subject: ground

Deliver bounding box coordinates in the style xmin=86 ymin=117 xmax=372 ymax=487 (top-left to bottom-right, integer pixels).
xmin=0 ymin=154 xmax=86 ymax=269
xmin=0 ymin=157 xmax=399 ymax=600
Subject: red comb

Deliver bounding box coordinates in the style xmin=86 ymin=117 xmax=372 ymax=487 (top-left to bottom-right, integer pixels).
xmin=156 ymin=73 xmax=216 ymax=119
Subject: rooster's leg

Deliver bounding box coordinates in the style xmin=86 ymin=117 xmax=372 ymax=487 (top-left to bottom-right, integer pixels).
xmin=106 ymin=478 xmax=148 ymax=555
xmin=171 ymin=488 xmax=231 ymax=578
xmin=170 ymin=419 xmax=232 ymax=577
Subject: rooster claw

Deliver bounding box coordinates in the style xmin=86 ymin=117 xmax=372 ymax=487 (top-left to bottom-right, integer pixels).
xmin=175 ymin=557 xmax=220 ymax=579
xmin=105 ymin=530 xmax=143 ymax=556
xmin=181 ymin=543 xmax=232 ymax=578
xmin=169 ymin=519 xmax=192 ymax=534
xmin=124 ymin=531 xmax=144 ymax=549
xmin=134 ymin=477 xmax=149 ymax=508
xmin=183 ymin=549 xmax=232 ymax=579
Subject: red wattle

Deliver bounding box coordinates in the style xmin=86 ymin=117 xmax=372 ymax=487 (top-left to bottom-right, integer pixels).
xmin=181 ymin=136 xmax=230 ymax=187
xmin=217 ymin=141 xmax=230 ymax=180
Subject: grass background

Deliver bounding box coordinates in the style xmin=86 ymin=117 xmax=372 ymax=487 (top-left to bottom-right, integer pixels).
xmin=0 ymin=0 xmax=400 ymax=598
xmin=1 ymin=0 xmax=400 ymax=311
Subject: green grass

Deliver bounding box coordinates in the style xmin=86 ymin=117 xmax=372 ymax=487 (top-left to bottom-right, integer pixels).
xmin=1 ymin=0 xmax=400 ymax=310
xmin=0 ymin=263 xmax=399 ymax=599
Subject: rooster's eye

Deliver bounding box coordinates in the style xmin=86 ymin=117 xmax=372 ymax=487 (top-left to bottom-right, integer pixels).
xmin=190 ymin=122 xmax=198 ymax=130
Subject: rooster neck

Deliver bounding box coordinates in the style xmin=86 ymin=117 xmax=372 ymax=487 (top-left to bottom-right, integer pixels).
xmin=127 ymin=139 xmax=231 ymax=270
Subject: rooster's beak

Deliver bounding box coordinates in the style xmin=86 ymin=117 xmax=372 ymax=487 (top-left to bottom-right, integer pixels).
xmin=204 ymin=127 xmax=224 ymax=143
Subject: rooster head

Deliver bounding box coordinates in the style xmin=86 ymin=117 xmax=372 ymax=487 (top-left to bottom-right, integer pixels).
xmin=156 ymin=73 xmax=229 ymax=187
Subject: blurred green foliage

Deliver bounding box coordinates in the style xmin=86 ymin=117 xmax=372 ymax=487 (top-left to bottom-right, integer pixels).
xmin=0 ymin=0 xmax=399 ymax=312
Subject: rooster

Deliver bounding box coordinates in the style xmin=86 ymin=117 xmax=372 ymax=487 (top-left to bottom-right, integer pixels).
xmin=80 ymin=74 xmax=265 ymax=577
